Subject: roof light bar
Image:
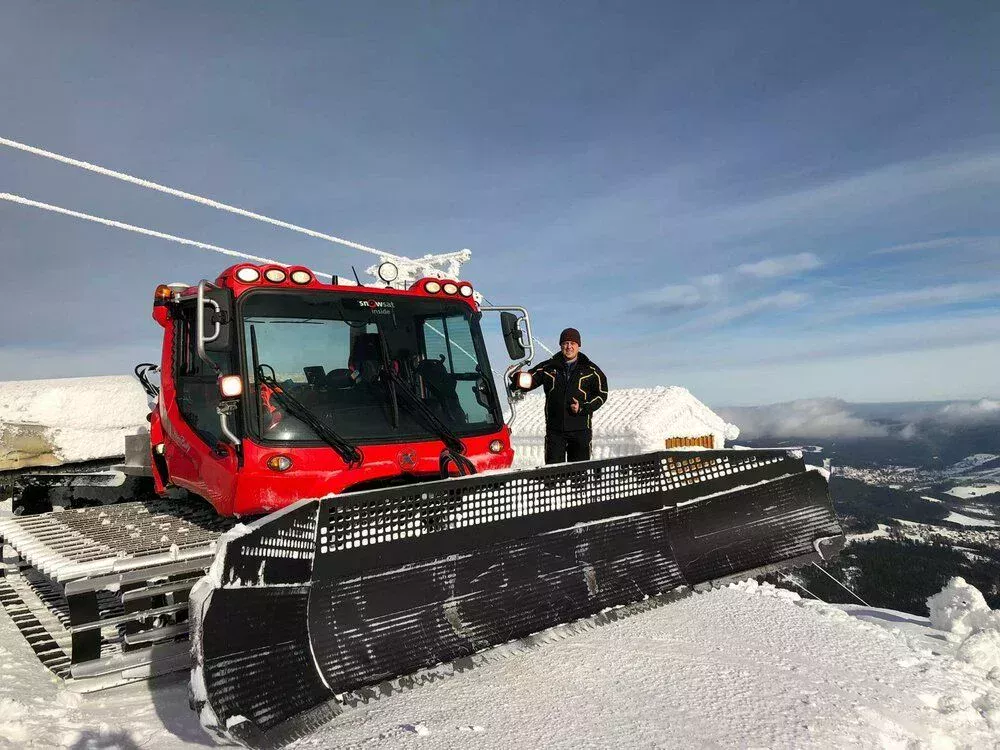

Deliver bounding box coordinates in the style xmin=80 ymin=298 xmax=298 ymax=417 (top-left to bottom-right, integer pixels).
xmin=235 ymin=267 xmax=260 ymax=283
xmin=264 ymin=268 xmax=287 ymax=283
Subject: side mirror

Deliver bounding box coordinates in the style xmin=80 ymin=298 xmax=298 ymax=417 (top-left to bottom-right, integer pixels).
xmin=500 ymin=312 xmax=526 ymax=360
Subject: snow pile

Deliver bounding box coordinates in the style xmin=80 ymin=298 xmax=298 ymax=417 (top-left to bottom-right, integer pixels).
xmin=0 ymin=375 xmax=150 ymax=469
xmin=510 ymin=386 xmax=739 ymax=467
xmin=927 ymin=576 xmax=998 ymax=636
xmin=926 ymin=576 xmax=1000 ymax=676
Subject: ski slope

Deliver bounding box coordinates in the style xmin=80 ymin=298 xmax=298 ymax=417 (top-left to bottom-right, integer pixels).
xmin=1 ymin=581 xmax=998 ymax=748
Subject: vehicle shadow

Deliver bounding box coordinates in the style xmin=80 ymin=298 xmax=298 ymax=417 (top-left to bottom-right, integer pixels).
xmin=147 ymin=670 xmax=224 ymax=746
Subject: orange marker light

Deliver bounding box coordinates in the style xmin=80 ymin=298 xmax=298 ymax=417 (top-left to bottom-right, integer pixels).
xmin=266 ymin=455 xmax=293 ymax=472
xmin=154 ymin=284 xmax=173 ymax=302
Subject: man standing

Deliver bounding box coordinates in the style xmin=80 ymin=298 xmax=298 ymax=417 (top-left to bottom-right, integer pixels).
xmin=513 ymin=327 xmax=608 ymax=464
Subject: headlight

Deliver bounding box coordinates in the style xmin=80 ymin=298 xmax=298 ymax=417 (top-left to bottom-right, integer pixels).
xmin=264 ymin=268 xmax=287 ymax=283
xmin=442 ymin=282 xmax=458 ymax=295
xmin=235 ymin=267 xmax=260 ymax=283
xmin=218 ymin=375 xmax=243 ymax=398
xmin=459 ymin=284 xmax=473 ymax=297
xmin=424 ymin=280 xmax=441 ymax=293
xmin=489 ymin=439 xmax=505 ymax=454
xmin=377 ymin=261 xmax=399 ymax=283
xmin=290 ymin=269 xmax=312 ymax=284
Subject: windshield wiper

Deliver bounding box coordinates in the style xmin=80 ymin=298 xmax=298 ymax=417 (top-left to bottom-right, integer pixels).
xmin=256 ymin=364 xmax=362 ymax=466
xmin=380 ymin=365 xmax=476 ymax=476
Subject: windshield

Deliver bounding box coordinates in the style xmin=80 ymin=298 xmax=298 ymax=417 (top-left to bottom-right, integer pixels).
xmin=240 ymin=290 xmax=501 ymax=444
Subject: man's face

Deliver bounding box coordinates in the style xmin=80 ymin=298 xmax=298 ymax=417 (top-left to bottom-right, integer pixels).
xmin=560 ymin=340 xmax=580 ymax=359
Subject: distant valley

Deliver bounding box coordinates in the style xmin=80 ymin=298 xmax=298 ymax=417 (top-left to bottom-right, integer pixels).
xmin=719 ymin=398 xmax=1000 ymax=614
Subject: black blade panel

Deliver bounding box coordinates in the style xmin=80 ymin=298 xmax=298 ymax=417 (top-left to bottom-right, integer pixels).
xmin=197 ymin=586 xmax=335 ymax=747
xmin=668 ymin=470 xmax=841 ymax=584
xmin=307 ymin=508 xmax=686 ymax=697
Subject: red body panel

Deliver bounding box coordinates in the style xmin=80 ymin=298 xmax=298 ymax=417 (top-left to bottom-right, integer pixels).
xmin=151 ymin=266 xmax=514 ymax=517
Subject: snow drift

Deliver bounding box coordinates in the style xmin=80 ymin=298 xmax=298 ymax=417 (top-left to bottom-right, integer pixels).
xmin=0 ymin=375 xmax=150 ymax=470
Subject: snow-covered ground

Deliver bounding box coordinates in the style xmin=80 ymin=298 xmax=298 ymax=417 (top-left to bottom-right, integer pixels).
xmin=946 ymin=485 xmax=1000 ymax=500
xmin=3 ymin=580 xmax=1000 ymax=749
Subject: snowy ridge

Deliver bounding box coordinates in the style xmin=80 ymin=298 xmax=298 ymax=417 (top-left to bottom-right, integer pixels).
xmin=0 ymin=375 xmax=149 ymax=469
xmin=511 ymin=386 xmax=740 ymax=467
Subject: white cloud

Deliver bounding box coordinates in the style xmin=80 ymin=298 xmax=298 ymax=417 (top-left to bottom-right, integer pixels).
xmin=717 ymin=399 xmax=889 ymax=439
xmin=872 ymin=236 xmax=1000 ymax=255
xmin=693 ymin=290 xmax=809 ymax=329
xmin=817 ymin=281 xmax=1000 ymax=321
xmin=736 ymin=253 xmax=822 ymax=278
xmin=633 ymin=274 xmax=724 ymax=312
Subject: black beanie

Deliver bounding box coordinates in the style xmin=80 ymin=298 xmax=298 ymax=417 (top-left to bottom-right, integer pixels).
xmin=559 ymin=327 xmax=581 ymax=346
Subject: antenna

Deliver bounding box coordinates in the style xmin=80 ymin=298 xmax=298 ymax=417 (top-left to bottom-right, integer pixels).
xmin=351 ymin=266 xmax=363 ymax=286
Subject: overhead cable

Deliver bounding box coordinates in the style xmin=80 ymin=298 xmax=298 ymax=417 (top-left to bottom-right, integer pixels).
xmin=0 ymin=192 xmax=332 ymax=278
xmin=0 ymin=135 xmax=404 ymax=261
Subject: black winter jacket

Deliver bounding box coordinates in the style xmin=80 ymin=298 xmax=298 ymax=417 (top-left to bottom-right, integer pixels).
xmin=521 ymin=352 xmax=608 ymax=432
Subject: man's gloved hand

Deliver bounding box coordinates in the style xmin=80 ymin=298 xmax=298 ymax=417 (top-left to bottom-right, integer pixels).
xmin=570 ymin=398 xmax=580 ymax=414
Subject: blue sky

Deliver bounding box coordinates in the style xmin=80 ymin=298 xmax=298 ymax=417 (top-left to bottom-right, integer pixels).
xmin=1 ymin=1 xmax=997 ymax=405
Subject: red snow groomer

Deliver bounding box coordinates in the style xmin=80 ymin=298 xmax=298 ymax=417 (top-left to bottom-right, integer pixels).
xmin=147 ymin=263 xmax=520 ymax=516
xmin=0 ymin=261 xmax=845 ymax=749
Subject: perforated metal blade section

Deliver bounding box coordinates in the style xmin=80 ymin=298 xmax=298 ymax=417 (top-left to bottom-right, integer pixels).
xmin=198 ymin=450 xmax=843 ymax=749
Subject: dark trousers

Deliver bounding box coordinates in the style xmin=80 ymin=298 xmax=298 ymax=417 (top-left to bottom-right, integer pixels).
xmin=544 ymin=429 xmax=592 ymax=464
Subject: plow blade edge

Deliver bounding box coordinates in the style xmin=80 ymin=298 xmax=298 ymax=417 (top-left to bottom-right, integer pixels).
xmin=190 ymin=449 xmax=844 ymax=748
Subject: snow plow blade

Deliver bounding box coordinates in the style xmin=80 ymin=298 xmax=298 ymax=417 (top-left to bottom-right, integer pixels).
xmin=190 ymin=449 xmax=843 ymax=748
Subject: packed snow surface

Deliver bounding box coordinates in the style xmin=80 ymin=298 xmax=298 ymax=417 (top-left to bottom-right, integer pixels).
xmin=4 ymin=581 xmax=1000 ymax=748
xmin=0 ymin=375 xmax=149 ymax=469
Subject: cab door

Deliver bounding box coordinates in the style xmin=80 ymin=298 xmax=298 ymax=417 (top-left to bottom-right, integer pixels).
xmin=163 ymin=300 xmax=239 ymax=512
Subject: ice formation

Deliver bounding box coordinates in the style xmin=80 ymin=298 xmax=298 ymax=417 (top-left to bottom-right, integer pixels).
xmin=0 ymin=375 xmax=150 ymax=469
xmin=510 ymin=385 xmax=740 ymax=467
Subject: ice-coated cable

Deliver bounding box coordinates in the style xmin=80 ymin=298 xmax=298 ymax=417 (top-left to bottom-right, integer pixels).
xmin=0 ymin=193 xmax=333 ymax=279
xmin=780 ymin=573 xmax=826 ymax=602
xmin=811 ymin=562 xmax=870 ymax=606
xmin=0 ymin=135 xmax=405 ymax=262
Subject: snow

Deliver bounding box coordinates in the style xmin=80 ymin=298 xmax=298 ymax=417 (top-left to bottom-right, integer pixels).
xmin=510 ymin=385 xmax=739 ymax=467
xmin=927 ymin=577 xmax=999 ymax=637
xmin=0 ymin=375 xmax=150 ymax=469
xmin=4 ymin=580 xmax=1000 ymax=747
xmin=946 ymin=485 xmax=1000 ymax=499
xmin=945 ymin=510 xmax=1000 ymax=528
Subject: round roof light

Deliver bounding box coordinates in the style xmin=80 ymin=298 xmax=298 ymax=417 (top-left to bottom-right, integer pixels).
xmin=290 ymin=269 xmax=312 ymax=285
xmin=442 ymin=282 xmax=459 ymax=295
xmin=235 ymin=267 xmax=261 ymax=283
xmin=377 ymin=261 xmax=399 ymax=283
xmin=424 ymin=280 xmax=442 ymax=294
xmin=264 ymin=268 xmax=287 ymax=283
xmin=458 ymin=284 xmax=473 ymax=297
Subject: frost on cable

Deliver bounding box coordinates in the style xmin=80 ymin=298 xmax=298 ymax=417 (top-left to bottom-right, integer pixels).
xmin=0 ymin=375 xmax=149 ymax=470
